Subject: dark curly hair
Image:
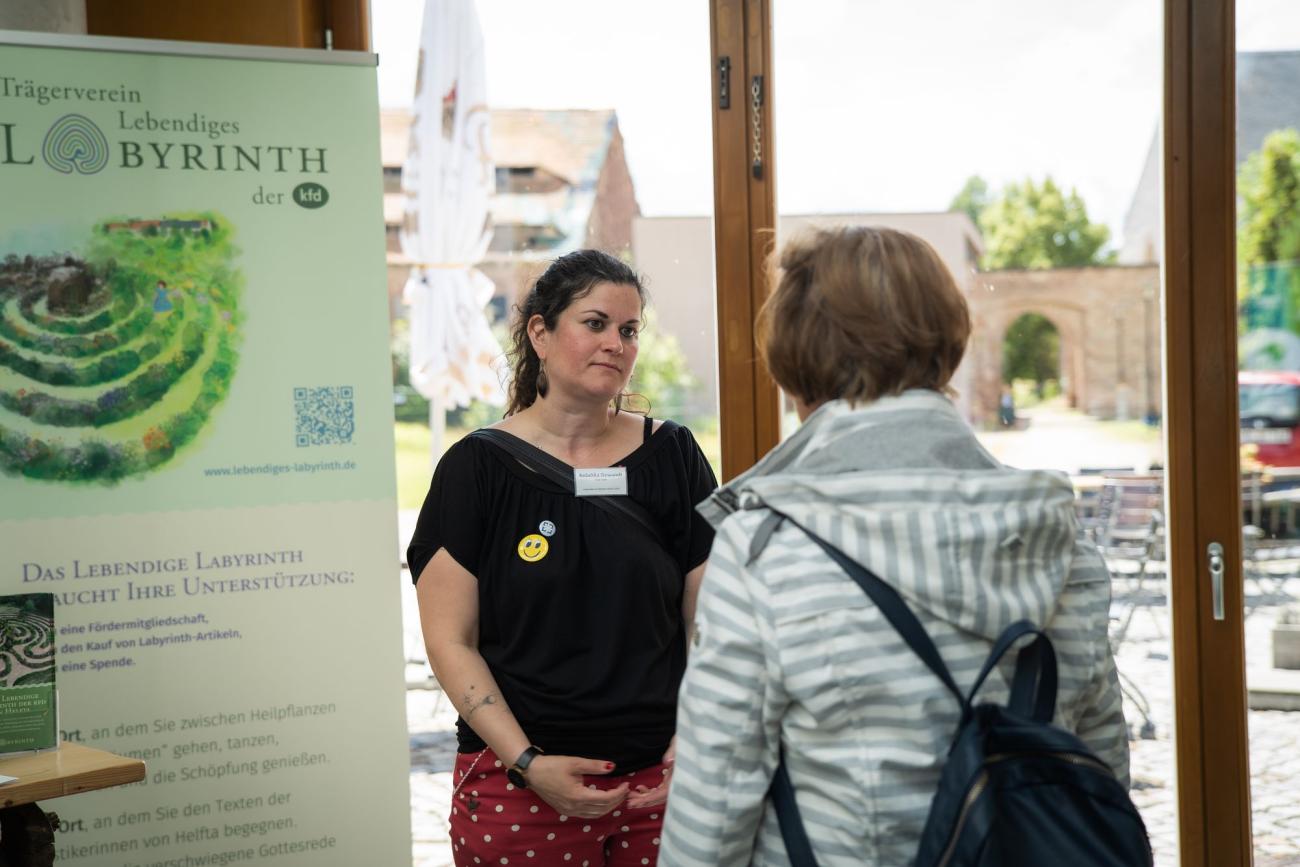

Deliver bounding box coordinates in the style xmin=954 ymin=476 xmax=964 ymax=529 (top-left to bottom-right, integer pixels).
xmin=505 ymin=249 xmax=646 ymax=416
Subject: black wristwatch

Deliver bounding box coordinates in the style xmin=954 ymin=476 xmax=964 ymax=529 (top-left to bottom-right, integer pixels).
xmin=506 ymin=745 xmax=544 ymax=789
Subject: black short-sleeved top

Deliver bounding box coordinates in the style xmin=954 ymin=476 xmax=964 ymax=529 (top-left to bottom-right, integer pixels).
xmin=407 ymin=419 xmax=718 ymax=772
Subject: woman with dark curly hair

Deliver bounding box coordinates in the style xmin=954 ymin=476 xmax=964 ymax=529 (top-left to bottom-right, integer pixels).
xmin=408 ymin=249 xmax=717 ymax=866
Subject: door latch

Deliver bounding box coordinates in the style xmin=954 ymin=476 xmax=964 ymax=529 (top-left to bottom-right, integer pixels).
xmin=1207 ymin=541 xmax=1225 ymax=621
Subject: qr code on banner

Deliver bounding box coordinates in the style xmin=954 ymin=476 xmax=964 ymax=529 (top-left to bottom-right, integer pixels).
xmin=294 ymin=386 xmax=355 ymax=447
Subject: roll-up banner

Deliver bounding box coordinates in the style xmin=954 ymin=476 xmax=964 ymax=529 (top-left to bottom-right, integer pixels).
xmin=0 ymin=31 xmax=411 ymax=865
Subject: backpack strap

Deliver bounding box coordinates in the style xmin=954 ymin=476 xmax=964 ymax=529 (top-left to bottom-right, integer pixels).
xmin=765 ymin=509 xmax=961 ymax=867
xmin=767 ymin=508 xmax=1056 ymax=718
xmin=775 ymin=510 xmax=965 ymax=707
xmin=977 ymin=621 xmax=1059 ymax=723
xmin=762 ymin=507 xmax=1058 ymax=866
xmin=768 ymin=747 xmax=819 ymax=867
xmin=468 ymin=428 xmax=669 ymax=550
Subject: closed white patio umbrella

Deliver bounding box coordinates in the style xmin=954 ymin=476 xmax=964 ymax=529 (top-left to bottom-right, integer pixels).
xmin=401 ymin=0 xmax=504 ymax=464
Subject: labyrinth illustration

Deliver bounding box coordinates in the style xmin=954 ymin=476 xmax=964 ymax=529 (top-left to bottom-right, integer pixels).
xmin=43 ymin=114 xmax=110 ymax=175
xmin=0 ymin=597 xmax=55 ymax=687
xmin=0 ymin=213 xmax=242 ymax=482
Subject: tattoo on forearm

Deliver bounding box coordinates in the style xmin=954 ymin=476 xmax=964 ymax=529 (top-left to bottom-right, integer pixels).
xmin=462 ymin=686 xmax=499 ymax=719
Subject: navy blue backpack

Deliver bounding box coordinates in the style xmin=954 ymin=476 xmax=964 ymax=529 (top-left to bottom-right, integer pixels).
xmin=767 ymin=517 xmax=1153 ymax=867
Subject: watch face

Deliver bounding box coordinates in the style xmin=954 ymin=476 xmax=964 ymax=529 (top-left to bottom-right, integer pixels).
xmin=506 ymin=767 xmax=527 ymax=789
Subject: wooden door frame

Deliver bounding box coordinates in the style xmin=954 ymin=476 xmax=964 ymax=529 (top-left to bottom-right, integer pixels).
xmin=709 ymin=0 xmax=1257 ymax=861
xmin=86 ymin=0 xmax=369 ymax=51
xmin=709 ymin=0 xmax=780 ymax=481
xmin=1165 ymin=0 xmax=1254 ymax=863
xmin=78 ymin=0 xmax=1265 ymax=857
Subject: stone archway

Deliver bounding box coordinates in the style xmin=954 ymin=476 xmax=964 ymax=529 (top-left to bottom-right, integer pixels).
xmin=961 ymin=265 xmax=1161 ymax=427
xmin=998 ymin=310 xmax=1076 ymax=406
xmin=970 ymin=301 xmax=1086 ymax=426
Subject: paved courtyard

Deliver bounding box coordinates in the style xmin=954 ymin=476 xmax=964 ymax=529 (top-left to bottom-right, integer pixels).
xmin=401 ymin=404 xmax=1300 ymax=865
xmin=407 ymin=684 xmax=458 ymax=867
xmin=1112 ymin=572 xmax=1300 ymax=866
xmin=402 ymin=577 xmax=1300 ymax=866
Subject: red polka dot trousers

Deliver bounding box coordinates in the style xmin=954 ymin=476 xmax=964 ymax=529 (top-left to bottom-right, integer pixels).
xmin=450 ymin=748 xmax=669 ymax=866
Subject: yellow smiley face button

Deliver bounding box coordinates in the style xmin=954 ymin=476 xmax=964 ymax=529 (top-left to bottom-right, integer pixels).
xmin=517 ymin=534 xmax=549 ymax=563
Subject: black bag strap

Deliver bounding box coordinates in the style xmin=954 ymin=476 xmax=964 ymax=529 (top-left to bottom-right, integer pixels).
xmin=977 ymin=621 xmax=1058 ymax=723
xmin=763 ymin=508 xmax=1058 ymax=867
xmin=765 ymin=509 xmax=962 ymax=867
xmin=775 ymin=509 xmax=1056 ymax=718
xmin=468 ymin=427 xmax=669 ymax=550
xmin=768 ymin=746 xmax=819 ymax=867
xmin=776 ymin=511 xmax=965 ymax=706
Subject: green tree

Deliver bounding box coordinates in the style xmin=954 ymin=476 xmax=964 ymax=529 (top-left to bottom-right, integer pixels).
xmin=977 ymin=176 xmax=1112 ymax=270
xmin=1237 ymin=129 xmax=1300 ymax=333
xmin=389 ymin=318 xmax=700 ymax=426
xmin=629 ymin=328 xmax=699 ymax=419
xmin=1001 ymin=313 xmax=1060 ymax=395
xmin=949 ymin=175 xmax=991 ymax=226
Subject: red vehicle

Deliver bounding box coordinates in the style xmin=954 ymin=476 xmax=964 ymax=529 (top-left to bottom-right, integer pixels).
xmin=1239 ymin=370 xmax=1300 ymax=467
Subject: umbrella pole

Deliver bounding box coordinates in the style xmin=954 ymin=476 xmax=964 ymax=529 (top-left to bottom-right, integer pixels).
xmin=429 ymin=395 xmax=447 ymax=469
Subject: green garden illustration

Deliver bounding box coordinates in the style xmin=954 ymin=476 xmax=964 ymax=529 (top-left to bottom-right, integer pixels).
xmin=0 ymin=213 xmax=242 ymax=482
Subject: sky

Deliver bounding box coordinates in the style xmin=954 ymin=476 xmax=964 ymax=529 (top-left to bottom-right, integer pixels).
xmin=372 ymin=0 xmax=1300 ymax=249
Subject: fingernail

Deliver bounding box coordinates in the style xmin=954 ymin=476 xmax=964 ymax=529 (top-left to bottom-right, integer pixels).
xmin=605 ymin=762 xmax=614 ymax=770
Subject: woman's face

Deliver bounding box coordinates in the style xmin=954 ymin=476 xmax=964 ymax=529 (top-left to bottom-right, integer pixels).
xmin=530 ymin=281 xmax=642 ymax=405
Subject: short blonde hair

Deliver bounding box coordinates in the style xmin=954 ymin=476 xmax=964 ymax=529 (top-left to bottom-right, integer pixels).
xmin=758 ymin=226 xmax=971 ymax=406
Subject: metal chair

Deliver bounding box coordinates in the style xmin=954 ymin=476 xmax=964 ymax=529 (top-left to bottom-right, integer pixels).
xmin=1087 ymin=474 xmax=1165 ymax=741
xmin=1092 ymin=475 xmax=1166 ymax=644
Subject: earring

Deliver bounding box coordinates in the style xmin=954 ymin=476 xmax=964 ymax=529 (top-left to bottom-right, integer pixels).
xmin=536 ymin=359 xmax=548 ymax=395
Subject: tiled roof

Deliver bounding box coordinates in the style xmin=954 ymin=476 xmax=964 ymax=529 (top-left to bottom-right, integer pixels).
xmin=1121 ymin=51 xmax=1300 ymax=263
xmin=488 ymin=109 xmax=615 ymax=187
xmin=379 ymin=107 xmax=615 ymax=187
xmin=1238 ymin=52 xmax=1300 ymax=163
xmin=379 ymin=107 xmax=622 ymax=259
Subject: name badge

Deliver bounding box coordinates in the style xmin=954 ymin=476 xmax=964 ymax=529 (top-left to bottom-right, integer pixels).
xmin=573 ymin=467 xmax=629 ymax=497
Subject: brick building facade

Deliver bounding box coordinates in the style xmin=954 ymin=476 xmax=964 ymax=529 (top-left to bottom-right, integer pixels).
xmin=381 ymin=107 xmax=640 ymax=321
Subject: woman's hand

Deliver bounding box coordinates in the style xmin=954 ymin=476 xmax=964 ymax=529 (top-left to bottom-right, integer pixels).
xmin=625 ymin=737 xmax=675 ymax=810
xmin=525 ymin=755 xmax=630 ymax=819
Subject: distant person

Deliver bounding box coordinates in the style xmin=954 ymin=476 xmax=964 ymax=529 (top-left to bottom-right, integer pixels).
xmin=999 ymin=385 xmax=1016 ymax=427
xmin=151 ymin=280 xmax=172 ymax=313
xmin=660 ymin=226 xmax=1129 ymax=866
xmin=407 ymin=250 xmax=717 ymax=866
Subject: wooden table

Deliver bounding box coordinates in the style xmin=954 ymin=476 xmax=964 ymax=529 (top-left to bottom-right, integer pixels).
xmin=0 ymin=743 xmax=145 ymax=865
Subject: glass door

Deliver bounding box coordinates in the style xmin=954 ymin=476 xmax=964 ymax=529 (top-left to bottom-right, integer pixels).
xmin=768 ymin=0 xmax=1178 ymax=858
xmin=374 ymin=1 xmax=723 ymax=862
xmin=1233 ymin=4 xmax=1300 ymax=863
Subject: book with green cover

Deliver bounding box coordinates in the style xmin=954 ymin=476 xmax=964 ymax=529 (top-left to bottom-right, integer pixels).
xmin=0 ymin=593 xmax=57 ymax=753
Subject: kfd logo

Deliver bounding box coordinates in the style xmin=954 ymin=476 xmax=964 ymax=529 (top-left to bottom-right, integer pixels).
xmin=0 ymin=114 xmax=109 ymax=175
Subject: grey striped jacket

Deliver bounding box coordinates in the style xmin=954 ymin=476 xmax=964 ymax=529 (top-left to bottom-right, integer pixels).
xmin=659 ymin=391 xmax=1129 ymax=867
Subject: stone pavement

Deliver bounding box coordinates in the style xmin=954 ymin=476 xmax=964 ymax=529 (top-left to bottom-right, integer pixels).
xmin=399 ymin=396 xmax=1300 ymax=866
xmin=407 ymin=684 xmax=458 ymax=867
xmin=404 ymin=574 xmax=1300 ymax=867
xmin=1118 ymin=572 xmax=1300 ymax=866
xmin=977 ymin=401 xmax=1164 ymax=476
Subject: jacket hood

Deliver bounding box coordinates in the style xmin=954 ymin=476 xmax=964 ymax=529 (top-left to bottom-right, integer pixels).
xmin=700 ymin=390 xmax=1080 ymax=640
